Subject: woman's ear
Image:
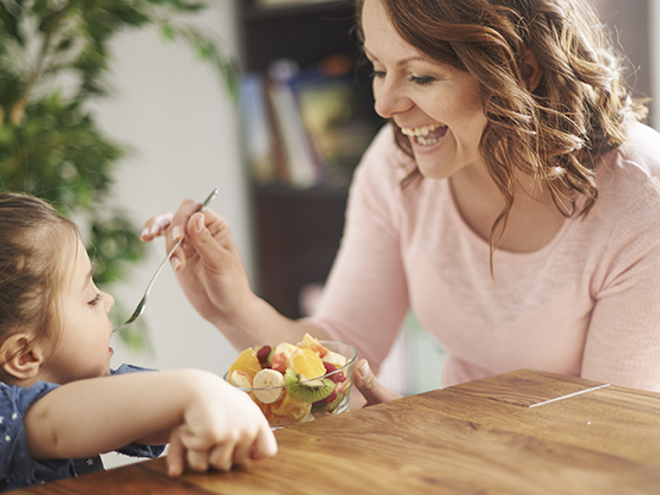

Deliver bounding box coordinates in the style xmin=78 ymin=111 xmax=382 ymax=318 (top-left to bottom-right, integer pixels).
xmin=523 ymin=48 xmax=543 ymax=92
xmin=0 ymin=333 xmax=45 ymax=382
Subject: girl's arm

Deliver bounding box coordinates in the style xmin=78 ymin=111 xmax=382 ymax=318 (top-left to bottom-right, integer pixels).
xmin=23 ymin=369 xmax=277 ymax=475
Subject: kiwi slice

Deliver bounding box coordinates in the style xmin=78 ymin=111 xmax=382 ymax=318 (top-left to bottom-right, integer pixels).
xmin=312 ymin=391 xmax=344 ymax=413
xmin=285 ymin=368 xmax=335 ymax=403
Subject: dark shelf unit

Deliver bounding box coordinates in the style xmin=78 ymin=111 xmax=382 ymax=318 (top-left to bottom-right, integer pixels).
xmin=254 ymin=184 xmax=349 ymax=319
xmin=241 ymin=0 xmax=378 ymax=319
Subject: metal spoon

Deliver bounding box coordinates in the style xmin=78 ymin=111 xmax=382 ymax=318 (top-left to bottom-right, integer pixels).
xmin=113 ymin=187 xmax=219 ymax=332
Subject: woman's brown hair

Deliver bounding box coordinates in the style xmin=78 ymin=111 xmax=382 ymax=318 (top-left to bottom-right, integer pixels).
xmin=0 ymin=193 xmax=79 ymax=369
xmin=356 ymin=0 xmax=648 ymax=270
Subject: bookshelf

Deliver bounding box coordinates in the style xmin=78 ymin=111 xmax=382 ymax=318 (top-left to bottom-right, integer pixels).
xmin=240 ymin=0 xmax=382 ymax=318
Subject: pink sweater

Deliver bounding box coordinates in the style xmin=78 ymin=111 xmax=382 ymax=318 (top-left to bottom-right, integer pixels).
xmin=311 ymin=122 xmax=660 ymax=392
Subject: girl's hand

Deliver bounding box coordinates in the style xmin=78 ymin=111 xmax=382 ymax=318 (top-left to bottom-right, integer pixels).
xmin=141 ymin=200 xmax=258 ymax=329
xmin=166 ymin=375 xmax=277 ymax=476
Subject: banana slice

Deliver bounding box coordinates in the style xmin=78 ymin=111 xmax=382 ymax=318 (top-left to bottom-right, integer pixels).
xmin=253 ymin=369 xmax=286 ymax=404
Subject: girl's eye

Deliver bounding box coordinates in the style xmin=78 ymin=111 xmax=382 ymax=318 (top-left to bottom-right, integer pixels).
xmin=410 ymin=75 xmax=436 ymax=86
xmin=89 ymin=293 xmax=102 ymax=307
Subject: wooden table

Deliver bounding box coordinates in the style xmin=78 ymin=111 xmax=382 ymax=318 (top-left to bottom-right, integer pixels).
xmin=14 ymin=369 xmax=660 ymax=494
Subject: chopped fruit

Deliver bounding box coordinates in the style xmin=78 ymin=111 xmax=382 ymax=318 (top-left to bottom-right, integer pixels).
xmin=271 ymin=342 xmax=298 ymax=373
xmin=252 ymin=369 xmax=285 ymax=404
xmin=323 ymin=362 xmax=347 ymax=383
xmin=300 ymin=333 xmax=329 ymax=357
xmin=256 ymin=345 xmax=273 ymax=367
xmin=253 ymin=398 xmax=273 ymax=420
xmin=226 ymin=335 xmax=354 ymax=426
xmin=290 ymin=348 xmax=326 ymax=379
xmin=285 ymin=368 xmax=334 ymax=402
xmin=323 ymin=350 xmax=347 ymax=368
xmin=325 ymin=392 xmax=345 ymax=412
xmin=230 ymin=370 xmax=253 ymax=389
xmin=314 ymin=390 xmax=337 ymax=406
xmin=311 ymin=390 xmax=344 ymax=413
xmin=336 ymin=378 xmax=352 ymax=395
xmin=271 ymin=391 xmax=312 ymax=420
xmin=227 ymin=348 xmax=262 ymax=379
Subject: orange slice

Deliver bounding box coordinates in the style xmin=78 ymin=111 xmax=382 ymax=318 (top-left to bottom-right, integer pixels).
xmin=228 ymin=348 xmax=262 ymax=380
xmin=271 ymin=391 xmax=312 ymax=420
xmin=290 ymin=348 xmax=326 ymax=379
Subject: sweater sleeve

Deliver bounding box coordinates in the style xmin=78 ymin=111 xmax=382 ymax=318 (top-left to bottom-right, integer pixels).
xmin=309 ymin=126 xmax=411 ymax=375
xmin=582 ymin=177 xmax=660 ymax=392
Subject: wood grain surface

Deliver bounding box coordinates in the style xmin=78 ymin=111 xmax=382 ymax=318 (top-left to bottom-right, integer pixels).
xmin=12 ymin=369 xmax=660 ymax=495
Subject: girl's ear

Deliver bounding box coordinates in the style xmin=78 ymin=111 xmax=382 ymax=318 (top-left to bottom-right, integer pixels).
xmin=0 ymin=334 xmax=45 ymax=382
xmin=523 ymin=48 xmax=543 ymax=92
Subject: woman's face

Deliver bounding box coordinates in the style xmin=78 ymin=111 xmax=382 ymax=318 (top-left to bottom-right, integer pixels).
xmin=362 ymin=0 xmax=488 ymax=179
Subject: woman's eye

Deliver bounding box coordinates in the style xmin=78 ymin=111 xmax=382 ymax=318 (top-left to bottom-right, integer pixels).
xmin=370 ymin=70 xmax=386 ymax=80
xmin=410 ymin=75 xmax=436 ymax=86
xmin=89 ymin=293 xmax=102 ymax=307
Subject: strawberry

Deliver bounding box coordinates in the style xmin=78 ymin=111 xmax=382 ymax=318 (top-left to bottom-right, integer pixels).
xmin=313 ymin=390 xmax=337 ymax=406
xmin=323 ymin=362 xmax=346 ymax=383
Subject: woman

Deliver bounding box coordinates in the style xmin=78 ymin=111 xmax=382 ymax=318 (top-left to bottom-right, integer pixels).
xmin=143 ymin=0 xmax=660 ymax=399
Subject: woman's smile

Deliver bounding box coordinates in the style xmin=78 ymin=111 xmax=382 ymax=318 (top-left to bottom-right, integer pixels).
xmin=362 ymin=0 xmax=488 ymax=180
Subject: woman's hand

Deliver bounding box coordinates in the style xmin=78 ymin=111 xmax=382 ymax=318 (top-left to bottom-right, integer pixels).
xmin=354 ymin=359 xmax=402 ymax=406
xmin=141 ymin=200 xmax=256 ymax=329
xmin=166 ymin=374 xmax=277 ymax=476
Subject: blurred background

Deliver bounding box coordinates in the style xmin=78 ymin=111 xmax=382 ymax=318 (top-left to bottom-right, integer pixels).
xmin=67 ymin=0 xmax=656 ymax=466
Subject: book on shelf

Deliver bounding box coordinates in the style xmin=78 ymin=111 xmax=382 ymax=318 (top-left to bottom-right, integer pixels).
xmin=238 ymin=57 xmax=379 ymax=189
xmin=238 ymin=73 xmax=276 ymax=184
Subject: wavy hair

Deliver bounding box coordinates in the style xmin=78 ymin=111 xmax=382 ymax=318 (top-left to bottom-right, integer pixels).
xmin=0 ymin=193 xmax=78 ymax=373
xmin=355 ymin=0 xmax=648 ymax=269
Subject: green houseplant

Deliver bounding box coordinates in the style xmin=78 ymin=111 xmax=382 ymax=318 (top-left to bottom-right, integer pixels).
xmin=0 ymin=0 xmax=237 ymax=349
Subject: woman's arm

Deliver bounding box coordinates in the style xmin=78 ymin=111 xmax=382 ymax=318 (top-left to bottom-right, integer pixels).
xmin=581 ymin=184 xmax=660 ymax=392
xmin=141 ymin=204 xmax=329 ymax=350
xmin=23 ymin=369 xmax=277 ymax=475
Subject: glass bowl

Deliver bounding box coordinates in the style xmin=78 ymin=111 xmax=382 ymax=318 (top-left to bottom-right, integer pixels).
xmin=225 ymin=340 xmax=357 ymax=429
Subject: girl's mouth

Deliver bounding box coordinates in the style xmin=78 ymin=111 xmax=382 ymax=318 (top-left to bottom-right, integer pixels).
xmin=401 ymin=123 xmax=448 ymax=146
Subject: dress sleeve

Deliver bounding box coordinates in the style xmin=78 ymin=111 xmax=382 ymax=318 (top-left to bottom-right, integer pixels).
xmin=309 ymin=126 xmax=411 ymax=375
xmin=583 ymin=179 xmax=660 ymax=392
xmin=0 ymin=381 xmax=70 ymax=491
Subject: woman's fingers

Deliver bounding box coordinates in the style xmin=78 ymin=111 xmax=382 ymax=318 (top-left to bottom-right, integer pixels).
xmin=182 ymin=211 xmax=235 ymax=271
xmin=140 ymin=212 xmax=174 ymax=242
xmin=354 ymin=359 xmax=403 ymax=406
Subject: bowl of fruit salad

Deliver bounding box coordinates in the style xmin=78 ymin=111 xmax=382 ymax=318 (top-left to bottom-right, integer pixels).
xmin=225 ymin=334 xmax=357 ymax=428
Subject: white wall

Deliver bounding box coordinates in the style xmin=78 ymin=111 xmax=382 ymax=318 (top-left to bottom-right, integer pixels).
xmin=88 ymin=3 xmax=247 ymax=469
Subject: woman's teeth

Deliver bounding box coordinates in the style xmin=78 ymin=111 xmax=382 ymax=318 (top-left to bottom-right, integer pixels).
xmin=401 ymin=123 xmax=447 ymax=146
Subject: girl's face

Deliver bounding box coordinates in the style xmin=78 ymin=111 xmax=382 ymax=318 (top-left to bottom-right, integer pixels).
xmin=37 ymin=237 xmax=115 ymax=385
xmin=362 ymin=0 xmax=488 ymax=179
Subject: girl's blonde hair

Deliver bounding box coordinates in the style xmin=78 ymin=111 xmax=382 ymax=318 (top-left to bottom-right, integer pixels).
xmin=356 ymin=0 xmax=648 ymax=268
xmin=0 ymin=193 xmax=79 ymax=366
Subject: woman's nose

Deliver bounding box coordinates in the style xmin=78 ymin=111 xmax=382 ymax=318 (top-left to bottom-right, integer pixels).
xmin=373 ymin=79 xmax=412 ymax=119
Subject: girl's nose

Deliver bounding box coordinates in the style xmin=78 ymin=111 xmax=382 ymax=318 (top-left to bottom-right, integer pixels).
xmin=104 ymin=292 xmax=115 ymax=313
xmin=373 ymin=79 xmax=413 ymax=119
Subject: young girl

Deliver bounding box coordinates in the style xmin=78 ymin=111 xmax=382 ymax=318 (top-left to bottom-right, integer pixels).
xmin=0 ymin=192 xmax=277 ymax=492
